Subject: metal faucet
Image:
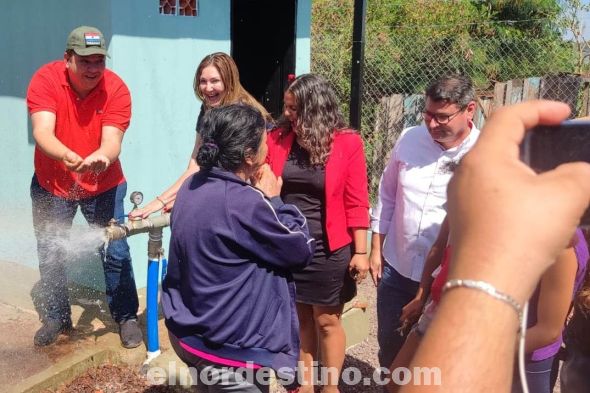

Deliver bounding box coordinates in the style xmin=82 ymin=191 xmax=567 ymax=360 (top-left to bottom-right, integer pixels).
xmin=104 ymin=191 xmax=171 ymax=253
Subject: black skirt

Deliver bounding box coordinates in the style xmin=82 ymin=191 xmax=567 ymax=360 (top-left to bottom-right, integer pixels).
xmin=282 ymin=141 xmax=356 ymax=306
xmin=292 ymin=238 xmax=356 ymax=306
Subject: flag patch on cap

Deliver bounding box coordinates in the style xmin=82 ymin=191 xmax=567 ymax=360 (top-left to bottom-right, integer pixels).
xmin=84 ymin=33 xmax=101 ymax=47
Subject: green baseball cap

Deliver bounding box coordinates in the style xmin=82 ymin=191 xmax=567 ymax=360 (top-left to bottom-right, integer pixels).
xmin=66 ymin=26 xmax=109 ymax=57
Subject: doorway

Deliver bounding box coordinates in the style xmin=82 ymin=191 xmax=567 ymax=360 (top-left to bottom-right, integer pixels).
xmin=231 ymin=0 xmax=297 ymax=119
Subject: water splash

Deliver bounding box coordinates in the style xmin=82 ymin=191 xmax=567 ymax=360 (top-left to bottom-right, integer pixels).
xmin=46 ymin=224 xmax=109 ymax=261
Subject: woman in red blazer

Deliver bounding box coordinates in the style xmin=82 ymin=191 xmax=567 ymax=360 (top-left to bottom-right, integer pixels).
xmin=266 ymin=74 xmax=370 ymax=392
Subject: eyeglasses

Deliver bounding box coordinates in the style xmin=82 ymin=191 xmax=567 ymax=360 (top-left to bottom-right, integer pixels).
xmin=422 ymin=107 xmax=465 ymax=125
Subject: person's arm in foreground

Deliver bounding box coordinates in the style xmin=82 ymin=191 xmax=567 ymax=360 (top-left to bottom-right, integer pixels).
xmin=400 ymin=216 xmax=450 ymax=324
xmin=400 ymin=100 xmax=590 ymax=392
xmin=130 ymin=135 xmax=201 ymax=218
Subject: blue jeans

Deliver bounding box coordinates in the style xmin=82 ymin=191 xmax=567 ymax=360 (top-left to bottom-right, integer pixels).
xmin=30 ymin=175 xmax=138 ymax=324
xmin=376 ymin=263 xmax=419 ymax=368
xmin=511 ymin=356 xmax=554 ymax=393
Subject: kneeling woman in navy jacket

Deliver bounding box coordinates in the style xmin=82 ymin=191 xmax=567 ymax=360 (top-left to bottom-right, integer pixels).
xmin=162 ymin=104 xmax=315 ymax=392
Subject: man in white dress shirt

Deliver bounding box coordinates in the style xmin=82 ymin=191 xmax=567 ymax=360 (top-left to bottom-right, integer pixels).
xmin=369 ymin=74 xmax=480 ymax=369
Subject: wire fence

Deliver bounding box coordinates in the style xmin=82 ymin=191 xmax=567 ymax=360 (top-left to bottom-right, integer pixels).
xmin=310 ymin=4 xmax=590 ymax=201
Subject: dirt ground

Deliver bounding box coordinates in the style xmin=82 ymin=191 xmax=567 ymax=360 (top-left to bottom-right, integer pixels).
xmin=42 ymin=363 xmax=184 ymax=393
xmin=42 ymin=279 xmax=382 ymax=393
xmin=41 ymin=279 xmax=563 ymax=392
xmin=0 ymin=303 xmax=99 ymax=388
xmin=0 ymin=281 xmax=124 ymax=392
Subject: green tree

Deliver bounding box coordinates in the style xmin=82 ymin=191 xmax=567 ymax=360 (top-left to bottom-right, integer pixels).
xmin=559 ymin=0 xmax=590 ymax=74
xmin=312 ymin=0 xmax=577 ymax=95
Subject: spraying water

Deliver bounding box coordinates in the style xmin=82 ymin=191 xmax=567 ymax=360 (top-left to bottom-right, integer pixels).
xmin=46 ymin=223 xmax=109 ymax=261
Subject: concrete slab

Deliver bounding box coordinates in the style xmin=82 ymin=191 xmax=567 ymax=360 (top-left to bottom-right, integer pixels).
xmin=0 ymin=260 xmax=39 ymax=311
xmin=343 ymin=305 xmax=370 ymax=349
xmin=11 ymin=349 xmax=119 ymax=393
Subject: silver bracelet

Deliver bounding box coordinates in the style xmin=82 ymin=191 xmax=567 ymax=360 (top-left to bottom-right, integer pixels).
xmin=156 ymin=196 xmax=167 ymax=209
xmin=442 ymin=279 xmax=523 ymax=328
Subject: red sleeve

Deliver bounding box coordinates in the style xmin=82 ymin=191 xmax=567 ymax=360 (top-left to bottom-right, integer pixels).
xmin=26 ymin=65 xmax=58 ymax=115
xmin=265 ymin=127 xmax=293 ymax=177
xmin=343 ymin=134 xmax=370 ymax=228
xmin=102 ymin=73 xmax=131 ymax=131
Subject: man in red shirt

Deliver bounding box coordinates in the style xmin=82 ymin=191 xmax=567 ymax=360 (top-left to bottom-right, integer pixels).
xmin=27 ymin=26 xmax=141 ymax=348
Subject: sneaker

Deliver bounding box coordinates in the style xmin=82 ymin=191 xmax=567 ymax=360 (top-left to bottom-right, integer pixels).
xmin=34 ymin=319 xmax=73 ymax=346
xmin=119 ymin=319 xmax=143 ymax=349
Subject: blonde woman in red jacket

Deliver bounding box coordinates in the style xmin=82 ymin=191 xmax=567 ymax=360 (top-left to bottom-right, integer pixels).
xmin=266 ymin=73 xmax=370 ymax=393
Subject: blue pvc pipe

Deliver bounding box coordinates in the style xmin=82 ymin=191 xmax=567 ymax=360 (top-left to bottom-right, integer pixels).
xmin=146 ymin=258 xmax=160 ymax=353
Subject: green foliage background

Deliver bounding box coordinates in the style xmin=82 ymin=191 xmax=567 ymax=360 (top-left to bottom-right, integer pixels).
xmin=311 ymin=0 xmax=577 ymax=116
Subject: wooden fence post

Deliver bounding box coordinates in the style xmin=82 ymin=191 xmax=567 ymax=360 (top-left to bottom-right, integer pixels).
xmin=523 ymin=77 xmax=541 ymax=101
xmin=494 ymin=82 xmax=506 ymax=110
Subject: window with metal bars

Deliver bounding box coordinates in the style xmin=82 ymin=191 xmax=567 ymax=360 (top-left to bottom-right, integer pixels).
xmin=159 ymin=0 xmax=197 ymax=16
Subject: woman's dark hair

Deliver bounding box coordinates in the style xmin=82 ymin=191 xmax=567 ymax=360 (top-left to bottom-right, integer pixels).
xmin=565 ymin=267 xmax=590 ymax=354
xmin=196 ymin=104 xmax=265 ymax=172
xmin=277 ymin=73 xmax=347 ymax=166
xmin=576 ymin=267 xmax=590 ymax=314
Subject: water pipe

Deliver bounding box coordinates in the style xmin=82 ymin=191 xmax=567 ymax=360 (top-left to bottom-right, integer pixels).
xmin=105 ymin=192 xmax=170 ymax=363
xmin=145 ymin=225 xmax=166 ymax=363
xmin=104 ymin=214 xmax=171 ymax=242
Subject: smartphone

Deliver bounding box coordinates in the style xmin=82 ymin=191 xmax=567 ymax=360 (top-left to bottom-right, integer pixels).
xmin=521 ymin=120 xmax=590 ymax=226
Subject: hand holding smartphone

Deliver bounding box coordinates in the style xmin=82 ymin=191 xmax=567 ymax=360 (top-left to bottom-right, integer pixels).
xmin=521 ymin=120 xmax=590 ymax=226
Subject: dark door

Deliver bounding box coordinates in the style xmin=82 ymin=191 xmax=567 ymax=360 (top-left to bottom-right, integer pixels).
xmin=231 ymin=0 xmax=297 ymax=119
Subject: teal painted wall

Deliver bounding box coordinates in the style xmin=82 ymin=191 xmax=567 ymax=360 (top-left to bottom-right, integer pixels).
xmin=296 ymin=0 xmax=312 ymax=75
xmin=0 ymin=0 xmax=311 ymax=290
